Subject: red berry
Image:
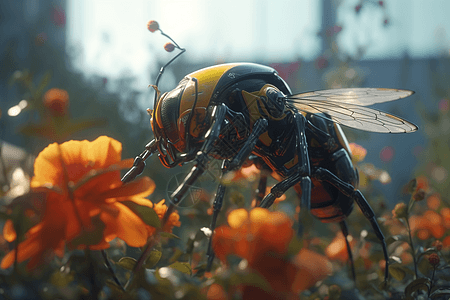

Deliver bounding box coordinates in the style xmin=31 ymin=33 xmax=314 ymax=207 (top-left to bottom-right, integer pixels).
xmin=164 ymin=42 xmax=175 ymax=52
xmin=378 ymin=1 xmax=384 ymax=6
xmin=355 ymin=5 xmax=362 ymax=13
xmin=428 ymin=253 xmax=440 ymax=267
xmin=147 ymin=20 xmax=159 ymax=33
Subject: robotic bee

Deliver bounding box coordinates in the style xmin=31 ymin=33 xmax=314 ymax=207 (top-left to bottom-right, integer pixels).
xmin=122 ymin=33 xmax=417 ymax=282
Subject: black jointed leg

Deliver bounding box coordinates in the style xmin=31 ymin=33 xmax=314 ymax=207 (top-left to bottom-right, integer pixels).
xmin=206 ymin=118 xmax=268 ymax=270
xmin=162 ymin=104 xmax=228 ymax=225
xmin=259 ymin=173 xmax=302 ymax=208
xmin=340 ymin=220 xmax=356 ymax=282
xmin=255 ymin=171 xmax=268 ymax=206
xmin=227 ymin=118 xmax=268 ymax=171
xmin=297 ymin=176 xmax=311 ymax=237
xmin=313 ymin=167 xmax=389 ymax=282
xmin=206 ymin=161 xmax=228 ymax=272
xmin=121 ymin=139 xmax=158 ymax=183
xmin=294 ymin=113 xmax=311 ymax=176
xmin=294 ymin=113 xmax=312 ymax=236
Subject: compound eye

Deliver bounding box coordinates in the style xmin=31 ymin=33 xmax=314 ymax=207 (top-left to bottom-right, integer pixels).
xmin=159 ymin=88 xmax=183 ymax=144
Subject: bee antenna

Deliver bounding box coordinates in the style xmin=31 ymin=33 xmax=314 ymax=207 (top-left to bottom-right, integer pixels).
xmin=152 ymin=27 xmax=186 ymax=110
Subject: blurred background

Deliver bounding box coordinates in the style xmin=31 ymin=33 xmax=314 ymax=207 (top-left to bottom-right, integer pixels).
xmin=1 ymin=0 xmax=450 ymax=207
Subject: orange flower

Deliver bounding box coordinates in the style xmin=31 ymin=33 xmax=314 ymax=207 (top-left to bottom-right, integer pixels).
xmin=349 ymin=143 xmax=367 ymax=163
xmin=443 ymin=236 xmax=450 ymax=249
xmin=440 ymin=207 xmax=450 ymax=228
xmin=212 ymin=208 xmax=331 ymax=295
xmin=213 ymin=208 xmax=293 ymax=266
xmin=325 ymin=232 xmax=356 ymax=262
xmin=147 ymin=199 xmax=181 ymax=234
xmin=409 ymin=210 xmax=446 ymax=240
xmin=1 ymin=136 xmax=157 ymax=270
xmin=427 ymin=194 xmax=441 ymax=210
xmin=415 ymin=176 xmax=429 ymax=191
xmin=43 ymin=88 xmax=69 ymax=117
xmin=227 ymin=164 xmax=261 ymax=182
xmin=206 ymin=283 xmax=227 ymax=300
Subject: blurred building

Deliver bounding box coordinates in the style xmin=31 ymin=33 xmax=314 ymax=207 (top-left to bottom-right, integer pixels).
xmin=0 ymin=0 xmax=67 ymax=147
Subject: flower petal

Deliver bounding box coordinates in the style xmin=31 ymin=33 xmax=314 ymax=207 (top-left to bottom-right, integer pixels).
xmin=1 ymin=233 xmax=41 ymax=269
xmin=85 ymin=136 xmax=122 ymax=169
xmin=227 ymin=209 xmax=248 ymax=229
xmin=3 ymin=219 xmax=17 ymax=242
xmin=100 ymin=202 xmax=148 ymax=247
xmin=99 ymin=177 xmax=156 ymax=201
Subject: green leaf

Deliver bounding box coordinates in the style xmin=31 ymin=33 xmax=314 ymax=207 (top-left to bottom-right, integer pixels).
xmin=287 ymin=235 xmax=303 ymax=256
xmin=105 ymin=279 xmax=127 ymax=296
xmin=388 ymin=256 xmax=403 ymax=265
xmin=160 ymin=232 xmax=180 ymax=239
xmin=386 ymin=235 xmax=408 ymax=246
xmin=169 ymin=248 xmax=185 ymax=264
xmin=364 ymin=231 xmax=383 ymax=244
xmin=407 ymin=196 xmax=416 ymax=215
xmin=169 ymin=261 xmax=192 ymax=275
xmin=430 ymin=288 xmax=450 ymax=299
xmin=117 ymin=257 xmax=137 ymax=271
xmin=67 ymin=215 xmax=105 ymax=249
xmin=404 ymin=278 xmax=431 ymax=297
xmin=229 ymin=270 xmax=271 ymax=292
xmin=388 ymin=265 xmax=406 ymax=281
xmin=417 ymin=248 xmax=437 ymax=261
xmin=35 ymin=71 xmax=52 ymax=99
xmin=122 ymin=200 xmax=161 ymax=229
xmin=50 ymin=270 xmax=75 ymax=287
xmin=60 ymin=119 xmax=107 ymax=137
xmin=145 ymin=249 xmax=162 ymax=269
xmin=405 ymin=178 xmax=417 ymax=194
xmin=418 ymin=255 xmax=433 ymax=276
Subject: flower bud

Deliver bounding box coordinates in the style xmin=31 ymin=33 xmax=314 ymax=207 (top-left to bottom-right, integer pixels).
xmin=164 ymin=42 xmax=175 ymax=52
xmin=392 ymin=202 xmax=408 ymax=219
xmin=413 ymin=189 xmax=426 ymax=202
xmin=43 ymin=88 xmax=69 ymax=117
xmin=432 ymin=240 xmax=443 ymax=251
xmin=147 ymin=20 xmax=159 ymax=33
xmin=328 ymin=285 xmax=341 ymax=300
xmin=428 ymin=253 xmax=440 ymax=267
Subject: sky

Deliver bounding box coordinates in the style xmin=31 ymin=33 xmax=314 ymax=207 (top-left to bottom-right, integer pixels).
xmin=65 ymin=0 xmax=450 ymax=97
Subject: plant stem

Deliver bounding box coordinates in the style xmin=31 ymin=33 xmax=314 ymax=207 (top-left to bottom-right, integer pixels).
xmin=101 ymin=250 xmax=125 ymax=291
xmin=405 ymin=217 xmax=418 ymax=279
xmin=123 ymin=235 xmax=159 ymax=291
xmin=428 ymin=267 xmax=436 ymax=298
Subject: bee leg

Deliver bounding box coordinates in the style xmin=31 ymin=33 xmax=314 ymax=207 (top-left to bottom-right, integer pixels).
xmin=353 ymin=190 xmax=389 ymax=283
xmin=255 ymin=171 xmax=268 ymax=206
xmin=260 ymin=113 xmax=312 ymax=210
xmin=259 ymin=173 xmax=303 ymax=208
xmin=340 ymin=220 xmax=356 ymax=282
xmin=206 ymin=161 xmax=228 ymax=272
xmin=297 ymin=176 xmax=311 ymax=237
xmin=294 ymin=113 xmax=312 ymax=237
xmin=162 ymin=104 xmax=228 ymax=225
xmin=226 ymin=118 xmax=268 ymax=171
xmin=314 ymin=167 xmax=389 ymax=282
xmin=121 ymin=139 xmax=158 ymax=183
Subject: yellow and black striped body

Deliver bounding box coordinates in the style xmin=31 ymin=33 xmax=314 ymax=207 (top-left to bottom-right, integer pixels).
xmin=152 ymin=62 xmax=358 ymax=223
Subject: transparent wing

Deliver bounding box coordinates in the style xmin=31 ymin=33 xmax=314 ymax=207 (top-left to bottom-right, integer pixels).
xmin=286 ymin=88 xmax=418 ymax=133
xmin=289 ymin=88 xmax=414 ymax=106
